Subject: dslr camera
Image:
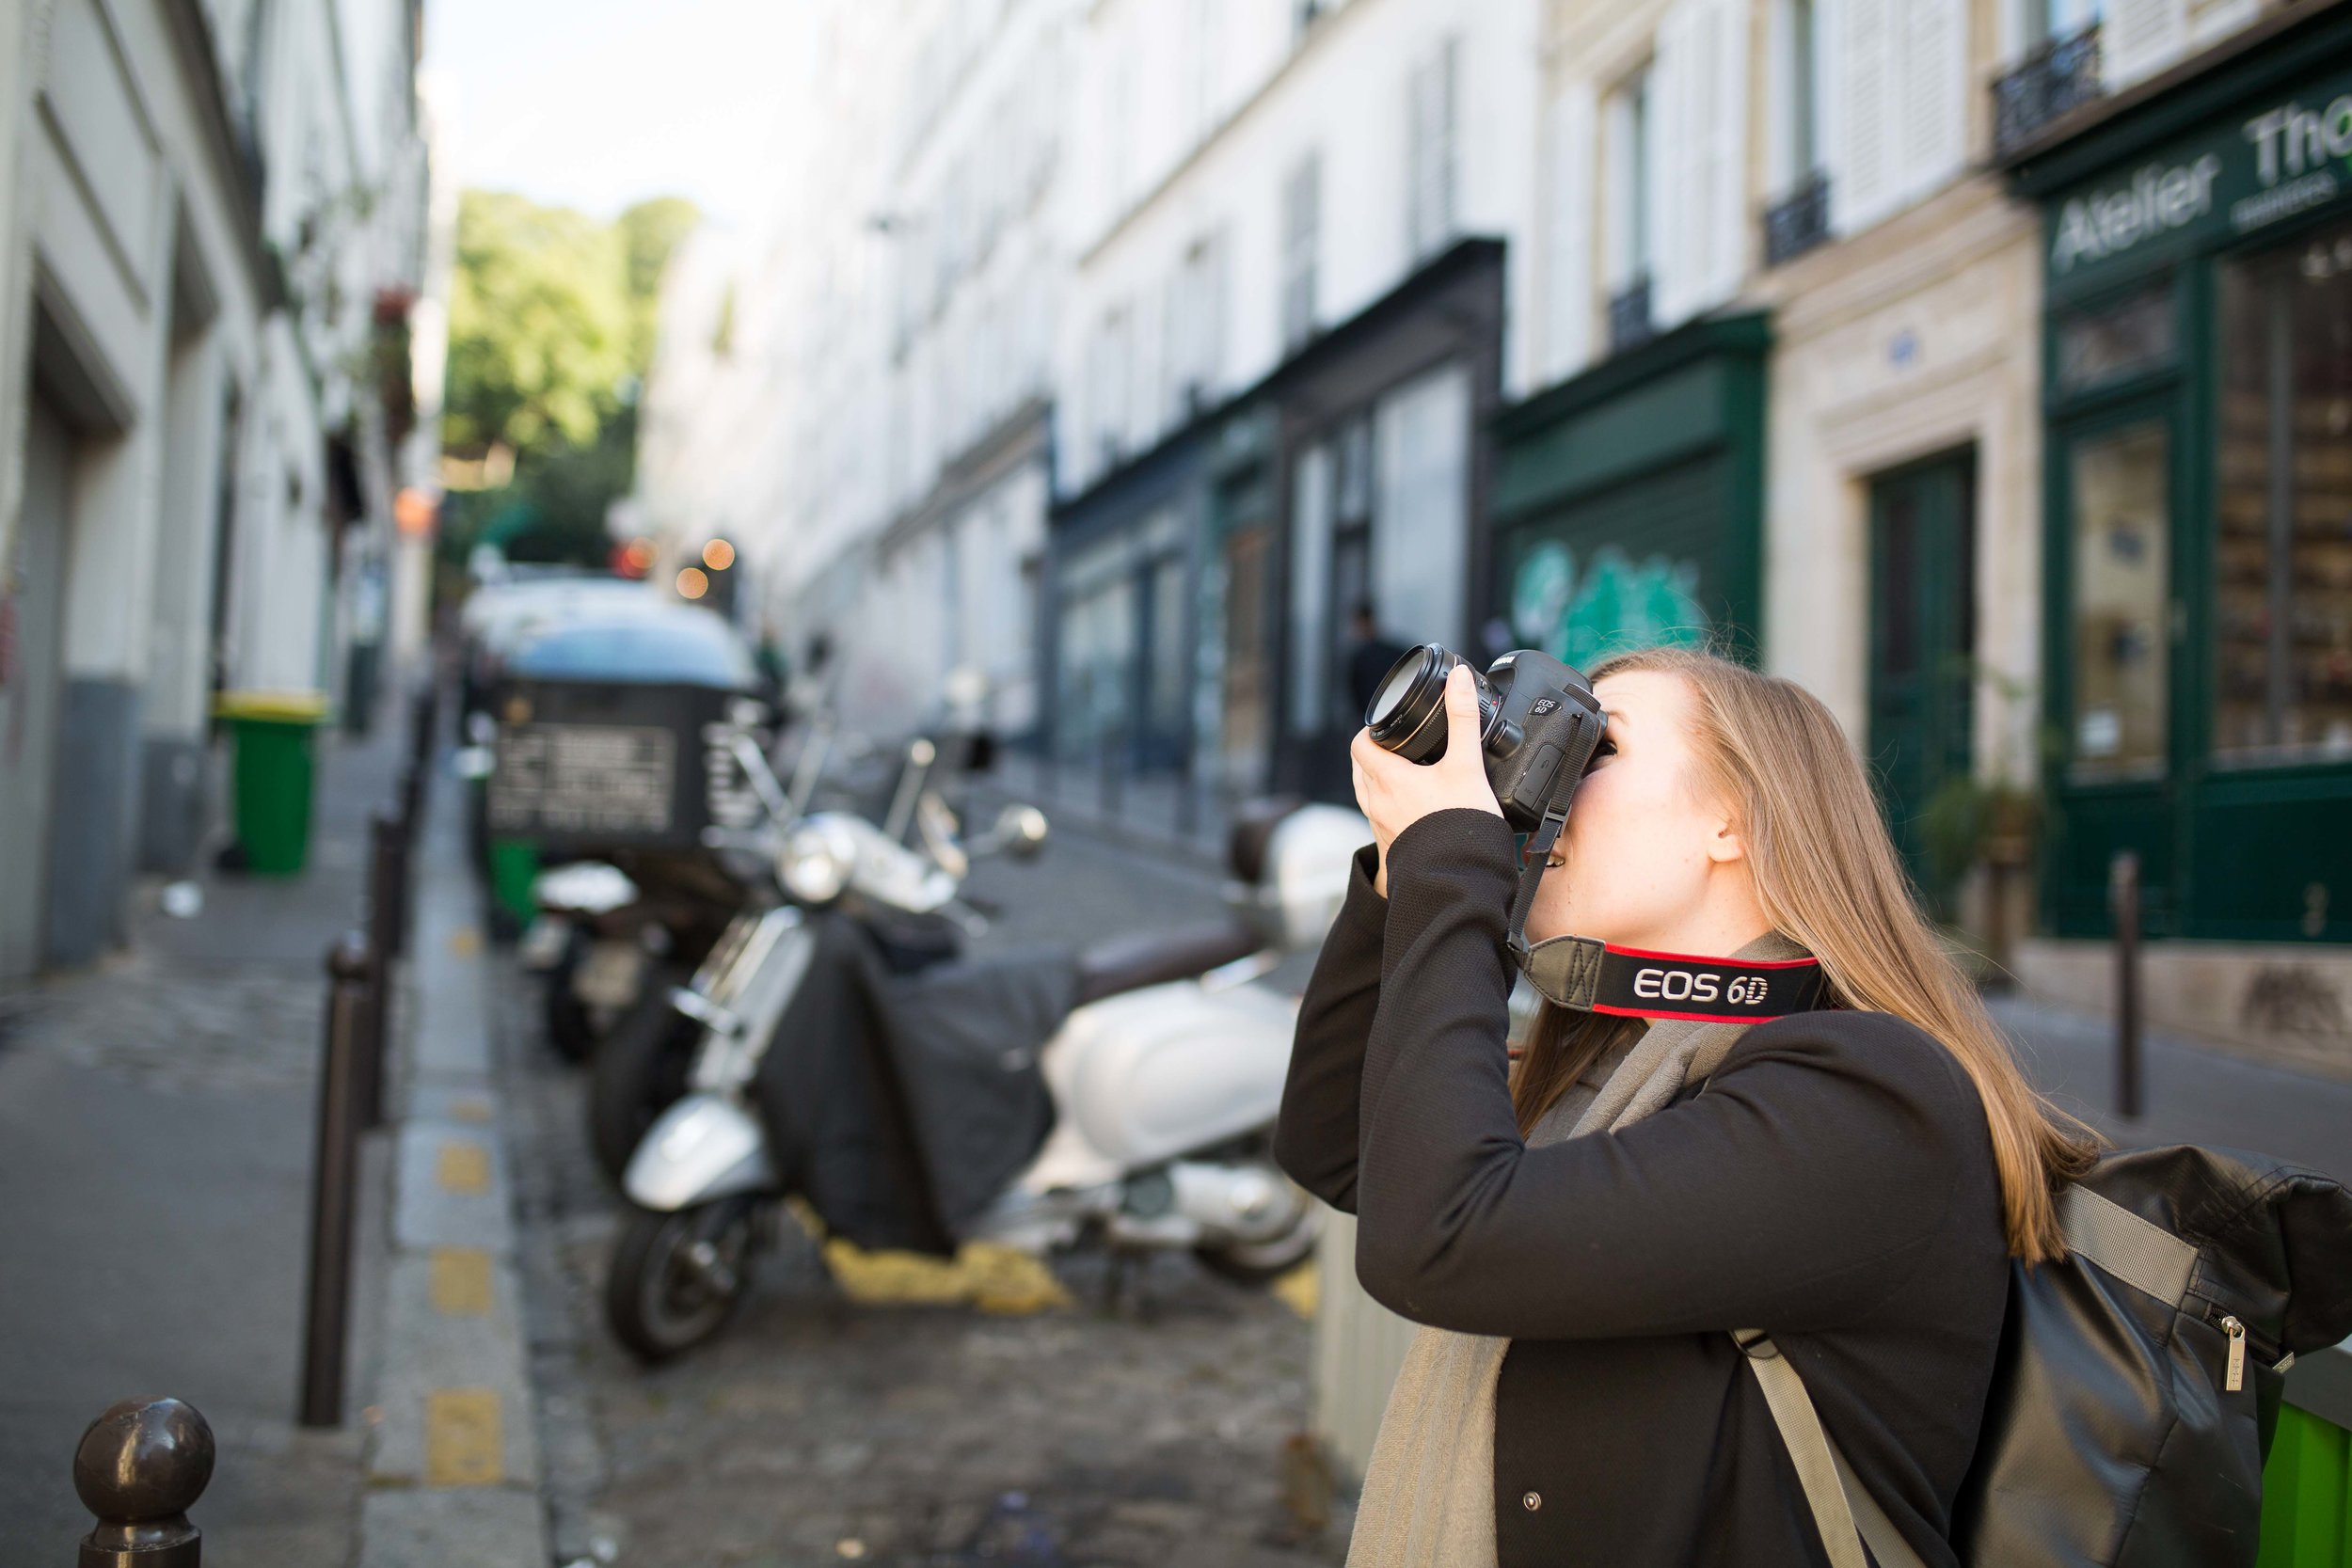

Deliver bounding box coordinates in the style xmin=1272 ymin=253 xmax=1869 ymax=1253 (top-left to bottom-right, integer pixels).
xmin=1363 ymin=644 xmax=1608 ymax=832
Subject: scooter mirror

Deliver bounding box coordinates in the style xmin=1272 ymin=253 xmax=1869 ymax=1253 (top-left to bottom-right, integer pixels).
xmin=995 ymin=803 xmax=1049 ymax=860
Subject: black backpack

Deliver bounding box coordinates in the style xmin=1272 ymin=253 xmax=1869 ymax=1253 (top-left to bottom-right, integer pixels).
xmin=1740 ymin=1144 xmax=2352 ymax=1568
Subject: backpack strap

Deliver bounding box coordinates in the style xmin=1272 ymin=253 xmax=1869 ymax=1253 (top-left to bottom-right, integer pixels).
xmin=1733 ymin=1331 xmax=1928 ymax=1568
xmin=2060 ymin=1185 xmax=2195 ymax=1307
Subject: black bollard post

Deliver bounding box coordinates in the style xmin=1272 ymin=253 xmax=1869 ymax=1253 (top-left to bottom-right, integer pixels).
xmin=298 ymin=934 xmax=372 ymax=1427
xmin=2110 ymin=850 xmax=2143 ymax=1120
xmin=73 ymin=1397 xmax=214 ymax=1568
xmin=358 ymin=818 xmax=405 ymax=1130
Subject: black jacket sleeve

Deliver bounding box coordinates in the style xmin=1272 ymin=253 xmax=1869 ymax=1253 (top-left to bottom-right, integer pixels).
xmin=1351 ymin=808 xmax=1982 ymax=1341
xmin=1274 ymin=844 xmax=1388 ymax=1214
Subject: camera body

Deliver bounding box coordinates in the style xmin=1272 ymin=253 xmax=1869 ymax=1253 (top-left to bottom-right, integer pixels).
xmin=1363 ymin=644 xmax=1607 ymax=832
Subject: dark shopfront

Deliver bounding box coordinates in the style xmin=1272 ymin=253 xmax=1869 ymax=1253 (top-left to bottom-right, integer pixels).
xmin=1268 ymin=237 xmax=1506 ymax=800
xmin=1046 ymin=422 xmax=1212 ymax=784
xmin=1486 ymin=314 xmax=1770 ymax=678
xmin=2010 ymin=6 xmax=2352 ymax=943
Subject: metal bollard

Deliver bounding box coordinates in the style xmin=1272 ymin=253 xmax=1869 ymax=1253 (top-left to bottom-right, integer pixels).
xmin=73 ymin=1397 xmax=213 ymax=1568
xmin=2110 ymin=850 xmax=2143 ymax=1119
xmin=357 ymin=817 xmax=405 ymax=1130
xmin=298 ymin=933 xmax=372 ymax=1427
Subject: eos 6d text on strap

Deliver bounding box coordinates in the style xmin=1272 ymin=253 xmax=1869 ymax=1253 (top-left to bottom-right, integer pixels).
xmin=1520 ymin=938 xmax=1829 ymax=1023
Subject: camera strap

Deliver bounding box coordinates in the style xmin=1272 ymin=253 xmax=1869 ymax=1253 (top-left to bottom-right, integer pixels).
xmin=1518 ymin=937 xmax=1828 ymax=1022
xmin=1504 ymin=767 xmax=1827 ymax=1023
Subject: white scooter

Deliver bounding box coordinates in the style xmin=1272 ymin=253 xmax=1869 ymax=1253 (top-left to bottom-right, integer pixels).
xmin=602 ymin=775 xmax=1366 ymax=1362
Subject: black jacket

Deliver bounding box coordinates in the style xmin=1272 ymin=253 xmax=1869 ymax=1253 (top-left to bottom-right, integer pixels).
xmin=1275 ymin=810 xmax=2010 ymax=1568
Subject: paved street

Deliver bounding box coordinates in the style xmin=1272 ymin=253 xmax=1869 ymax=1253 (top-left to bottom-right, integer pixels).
xmin=0 ymin=723 xmax=402 ymax=1565
xmin=497 ymin=822 xmax=1351 ymax=1568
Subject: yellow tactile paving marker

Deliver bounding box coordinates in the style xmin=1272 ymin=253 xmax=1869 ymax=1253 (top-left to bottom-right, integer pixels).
xmin=423 ymin=1387 xmax=502 ymax=1486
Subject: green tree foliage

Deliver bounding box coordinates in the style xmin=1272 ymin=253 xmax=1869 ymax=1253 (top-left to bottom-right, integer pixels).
xmin=441 ymin=191 xmax=696 ymax=565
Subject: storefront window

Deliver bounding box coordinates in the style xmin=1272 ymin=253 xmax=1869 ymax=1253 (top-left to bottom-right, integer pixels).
xmin=2215 ymin=219 xmax=2352 ymax=766
xmin=1372 ymin=364 xmax=1470 ymax=650
xmin=1288 ymin=444 xmax=1333 ymax=735
xmin=2054 ymin=284 xmax=2174 ymax=395
xmin=2068 ymin=422 xmax=2169 ymax=777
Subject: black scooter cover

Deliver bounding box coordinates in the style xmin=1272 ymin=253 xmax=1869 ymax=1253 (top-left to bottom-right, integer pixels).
xmin=754 ymin=911 xmax=1070 ymax=1256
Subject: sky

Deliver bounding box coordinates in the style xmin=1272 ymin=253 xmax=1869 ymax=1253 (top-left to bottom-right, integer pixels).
xmin=421 ymin=0 xmax=803 ymax=226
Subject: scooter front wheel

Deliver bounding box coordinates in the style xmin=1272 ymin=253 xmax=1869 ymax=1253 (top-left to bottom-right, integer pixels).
xmin=1194 ymin=1187 xmax=1322 ymax=1287
xmin=606 ymin=1197 xmax=758 ymax=1363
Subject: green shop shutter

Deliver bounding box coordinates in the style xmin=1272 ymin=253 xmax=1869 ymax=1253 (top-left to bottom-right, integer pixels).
xmin=1498 ymin=454 xmax=1729 ymax=666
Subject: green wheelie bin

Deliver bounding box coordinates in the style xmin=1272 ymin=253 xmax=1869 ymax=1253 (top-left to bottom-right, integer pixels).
xmin=215 ymin=690 xmax=331 ymax=876
xmin=2259 ymin=1339 xmax=2352 ymax=1564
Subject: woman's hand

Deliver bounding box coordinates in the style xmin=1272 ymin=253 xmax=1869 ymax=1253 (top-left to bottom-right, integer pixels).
xmin=1350 ymin=665 xmax=1503 ymax=895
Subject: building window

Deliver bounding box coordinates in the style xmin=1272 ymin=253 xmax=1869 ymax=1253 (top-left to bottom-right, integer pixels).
xmin=1089 ymin=307 xmax=1130 ymax=473
xmin=2213 ymin=220 xmax=2352 ymax=766
xmin=1606 ymin=65 xmax=1656 ymax=351
xmin=1166 ymin=231 xmax=1227 ymax=423
xmin=2068 ymin=421 xmax=2169 ymax=778
xmin=1406 ymin=36 xmax=1459 ymax=263
xmin=1764 ymin=0 xmax=1832 ymax=266
xmin=1281 ymin=152 xmax=1321 ymax=353
xmin=1993 ymin=1 xmax=2105 ymax=157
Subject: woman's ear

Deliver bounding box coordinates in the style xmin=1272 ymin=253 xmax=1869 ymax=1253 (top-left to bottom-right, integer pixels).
xmin=1705 ymin=812 xmax=1747 ymax=866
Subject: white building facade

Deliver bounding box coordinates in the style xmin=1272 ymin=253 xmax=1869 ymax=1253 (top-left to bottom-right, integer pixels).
xmin=1048 ymin=0 xmax=1542 ymax=807
xmin=0 ymin=0 xmax=436 ymax=979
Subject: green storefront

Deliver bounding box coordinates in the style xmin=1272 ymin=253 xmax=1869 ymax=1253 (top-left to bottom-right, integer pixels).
xmin=2011 ymin=8 xmax=2352 ymax=943
xmin=1488 ymin=315 xmax=1769 ymax=669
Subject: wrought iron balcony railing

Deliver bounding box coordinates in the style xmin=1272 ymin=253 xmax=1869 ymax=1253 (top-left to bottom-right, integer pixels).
xmin=1763 ymin=169 xmax=1833 ymax=267
xmin=1608 ymin=274 xmax=1654 ymax=355
xmin=1993 ymin=24 xmax=2104 ymax=159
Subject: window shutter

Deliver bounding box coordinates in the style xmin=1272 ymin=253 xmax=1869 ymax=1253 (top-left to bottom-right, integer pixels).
xmin=1650 ymin=0 xmax=1699 ymax=325
xmin=1698 ymin=0 xmax=1750 ymax=309
xmin=1545 ymin=82 xmax=1597 ymax=380
xmin=1826 ymin=0 xmax=1897 ymax=234
xmin=1896 ymin=0 xmax=1965 ymax=207
xmin=1655 ymin=0 xmax=1748 ymax=325
xmin=1406 ymin=42 xmax=1457 ymax=261
xmin=2104 ymin=0 xmax=2188 ymax=90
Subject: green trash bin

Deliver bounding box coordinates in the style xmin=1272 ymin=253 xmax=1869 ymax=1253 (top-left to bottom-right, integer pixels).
xmin=215 ymin=691 xmax=331 ymax=876
xmin=487 ymin=836 xmax=542 ymax=936
xmin=2259 ymin=1340 xmax=2352 ymax=1564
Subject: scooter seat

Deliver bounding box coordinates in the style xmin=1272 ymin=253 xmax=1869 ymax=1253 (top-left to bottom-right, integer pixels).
xmin=1073 ymin=919 xmax=1263 ymax=1006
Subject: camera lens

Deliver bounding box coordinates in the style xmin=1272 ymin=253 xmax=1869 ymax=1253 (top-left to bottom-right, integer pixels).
xmin=1365 ymin=643 xmax=1501 ymax=764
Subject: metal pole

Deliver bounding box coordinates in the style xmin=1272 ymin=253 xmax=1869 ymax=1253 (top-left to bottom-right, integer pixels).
xmin=358 ymin=818 xmax=403 ymax=1130
xmin=298 ymin=933 xmax=372 ymax=1427
xmin=73 ymin=1397 xmax=213 ymax=1568
xmin=2110 ymin=850 xmax=2142 ymax=1120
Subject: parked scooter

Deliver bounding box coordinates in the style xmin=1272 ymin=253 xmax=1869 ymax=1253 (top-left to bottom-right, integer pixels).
xmin=522 ymin=852 xmax=752 ymax=1061
xmin=601 ymin=784 xmax=1365 ymax=1362
xmin=582 ymin=718 xmax=996 ymax=1181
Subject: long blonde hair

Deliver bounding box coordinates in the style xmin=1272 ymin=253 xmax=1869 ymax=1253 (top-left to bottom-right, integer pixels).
xmin=1510 ymin=645 xmax=2095 ymax=1264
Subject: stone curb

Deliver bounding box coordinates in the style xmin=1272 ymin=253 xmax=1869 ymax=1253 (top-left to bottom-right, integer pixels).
xmin=357 ymin=778 xmax=551 ymax=1568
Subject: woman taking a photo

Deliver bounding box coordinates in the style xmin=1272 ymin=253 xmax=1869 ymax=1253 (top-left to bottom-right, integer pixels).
xmin=1277 ymin=645 xmax=2095 ymax=1568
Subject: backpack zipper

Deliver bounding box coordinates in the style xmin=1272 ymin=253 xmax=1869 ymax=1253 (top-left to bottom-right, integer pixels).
xmin=2207 ymin=1309 xmax=2295 ymax=1390
xmin=2220 ymin=1316 xmax=2247 ymax=1392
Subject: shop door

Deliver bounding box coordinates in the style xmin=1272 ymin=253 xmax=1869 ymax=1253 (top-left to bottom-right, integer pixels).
xmin=0 ymin=396 xmax=73 ymax=979
xmin=1867 ymin=451 xmax=1976 ymax=917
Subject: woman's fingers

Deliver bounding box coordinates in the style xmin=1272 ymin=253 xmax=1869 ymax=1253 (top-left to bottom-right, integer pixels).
xmin=1438 ymin=666 xmax=1485 ymax=777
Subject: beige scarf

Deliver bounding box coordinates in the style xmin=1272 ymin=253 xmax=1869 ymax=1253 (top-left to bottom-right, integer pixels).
xmin=1344 ymin=931 xmax=1809 ymax=1568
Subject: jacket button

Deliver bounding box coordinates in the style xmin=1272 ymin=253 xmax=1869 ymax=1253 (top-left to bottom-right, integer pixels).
xmin=1522 ymin=1491 xmax=1542 ymax=1512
